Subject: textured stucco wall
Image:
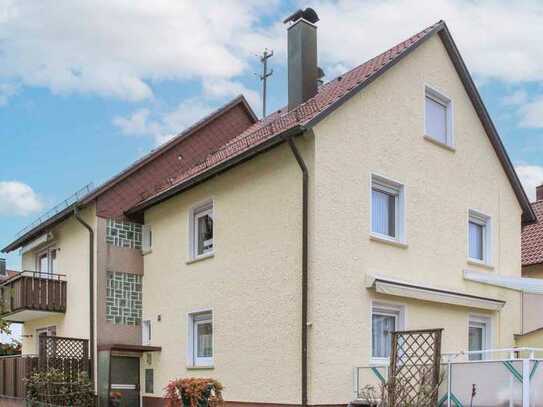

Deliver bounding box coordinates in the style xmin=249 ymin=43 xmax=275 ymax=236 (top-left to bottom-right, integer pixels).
xmin=142 ymin=33 xmax=523 ymax=405
xmin=308 ymin=34 xmax=523 ymax=404
xmin=141 ymin=142 xmax=306 ymax=404
xmin=515 ymin=329 xmax=543 ymax=348
xmin=21 ymin=205 xmax=96 ymax=354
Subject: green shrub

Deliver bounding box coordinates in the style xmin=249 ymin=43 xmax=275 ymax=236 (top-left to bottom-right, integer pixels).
xmin=25 ymin=369 xmax=94 ymax=407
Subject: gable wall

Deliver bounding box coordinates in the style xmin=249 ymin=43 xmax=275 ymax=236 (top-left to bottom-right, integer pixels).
xmin=308 ymin=34 xmax=523 ymax=403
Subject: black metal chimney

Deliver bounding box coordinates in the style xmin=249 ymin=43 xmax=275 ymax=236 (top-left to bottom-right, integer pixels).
xmin=284 ymin=8 xmax=319 ymax=110
xmin=0 ymin=258 xmax=6 ymax=276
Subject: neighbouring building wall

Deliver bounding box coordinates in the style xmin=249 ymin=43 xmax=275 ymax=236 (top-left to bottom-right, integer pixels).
xmin=521 ymin=263 xmax=543 ymax=335
xmin=141 ymin=142 xmax=307 ymax=404
xmin=308 ymin=34 xmax=523 ymax=404
xmin=21 ymin=205 xmax=96 ymax=354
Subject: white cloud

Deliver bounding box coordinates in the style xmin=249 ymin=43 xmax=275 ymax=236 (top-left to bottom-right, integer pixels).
xmin=203 ymin=79 xmax=260 ymax=109
xmin=515 ymin=165 xmax=543 ymax=201
xmin=0 ymin=181 xmax=43 ymax=216
xmin=519 ymin=97 xmax=543 ymax=128
xmin=1 ymin=0 xmax=543 ymax=112
xmin=0 ymin=82 xmax=18 ymax=105
xmin=300 ymin=0 xmax=543 ymax=85
xmin=0 ymin=0 xmax=279 ymax=102
xmin=113 ymin=100 xmax=215 ymax=145
xmin=502 ymin=90 xmax=528 ymax=106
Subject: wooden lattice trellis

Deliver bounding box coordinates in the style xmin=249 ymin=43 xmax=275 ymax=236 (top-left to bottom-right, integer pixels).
xmin=388 ymin=328 xmax=443 ymax=406
xmin=38 ymin=335 xmax=90 ymax=379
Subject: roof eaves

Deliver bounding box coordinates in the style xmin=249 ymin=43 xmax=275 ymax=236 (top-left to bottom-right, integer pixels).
xmin=126 ymin=125 xmax=305 ymax=216
xmin=436 ymin=24 xmax=535 ymax=224
xmin=303 ymin=20 xmax=534 ymax=225
xmin=80 ymin=95 xmax=257 ymax=206
xmin=1 ymin=203 xmax=77 ymax=253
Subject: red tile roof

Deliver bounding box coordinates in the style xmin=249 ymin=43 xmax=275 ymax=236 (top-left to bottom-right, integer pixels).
xmin=0 ymin=270 xmax=19 ymax=281
xmin=130 ymin=19 xmax=533 ymax=225
xmin=129 ymin=21 xmax=443 ymax=212
xmin=522 ymin=200 xmax=543 ymax=266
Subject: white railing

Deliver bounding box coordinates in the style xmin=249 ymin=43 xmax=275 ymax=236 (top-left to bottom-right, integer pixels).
xmin=354 ymin=348 xmax=543 ymax=407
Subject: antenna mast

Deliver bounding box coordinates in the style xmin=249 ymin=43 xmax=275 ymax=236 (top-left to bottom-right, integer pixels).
xmin=259 ymin=48 xmax=273 ymax=117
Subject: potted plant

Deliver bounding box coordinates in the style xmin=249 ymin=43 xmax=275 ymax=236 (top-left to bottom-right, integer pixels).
xmin=164 ymin=378 xmax=224 ymax=407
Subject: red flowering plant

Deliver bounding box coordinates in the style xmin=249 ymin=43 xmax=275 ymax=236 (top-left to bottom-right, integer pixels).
xmin=164 ymin=378 xmax=224 ymax=407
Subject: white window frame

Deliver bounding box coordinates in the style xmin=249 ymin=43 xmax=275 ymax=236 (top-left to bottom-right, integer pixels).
xmin=36 ymin=246 xmax=58 ymax=278
xmin=468 ymin=315 xmax=491 ymax=361
xmin=424 ymin=85 xmax=454 ymax=147
xmin=142 ymin=224 xmax=152 ymax=254
xmin=187 ymin=310 xmax=213 ymax=367
xmin=370 ymin=174 xmax=406 ymax=244
xmin=370 ymin=301 xmax=406 ymax=364
xmin=467 ymin=209 xmax=492 ymax=265
xmin=142 ymin=320 xmax=151 ymax=346
xmin=188 ymin=200 xmax=214 ymax=260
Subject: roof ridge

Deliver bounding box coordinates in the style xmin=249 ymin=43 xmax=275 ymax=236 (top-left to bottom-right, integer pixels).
xmin=81 ymin=95 xmax=256 ymax=204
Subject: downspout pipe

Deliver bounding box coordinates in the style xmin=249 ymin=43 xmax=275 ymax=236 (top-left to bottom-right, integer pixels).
xmin=74 ymin=207 xmax=95 ymax=389
xmin=287 ymin=136 xmax=309 ymax=407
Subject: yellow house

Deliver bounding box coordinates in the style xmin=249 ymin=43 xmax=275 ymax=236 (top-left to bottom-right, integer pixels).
xmin=1 ymin=8 xmax=538 ymax=407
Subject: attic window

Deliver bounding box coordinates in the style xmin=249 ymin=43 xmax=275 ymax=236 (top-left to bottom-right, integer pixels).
xmin=425 ymin=85 xmax=453 ymax=148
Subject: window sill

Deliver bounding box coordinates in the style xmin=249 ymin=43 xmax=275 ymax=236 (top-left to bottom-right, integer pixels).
xmin=142 ymin=249 xmax=152 ymax=256
xmin=186 ymin=252 xmax=215 ymax=265
xmin=370 ymin=234 xmax=408 ymax=249
xmin=467 ymin=259 xmax=494 ymax=270
xmin=186 ymin=365 xmax=214 ymax=370
xmin=424 ymin=135 xmax=456 ymax=152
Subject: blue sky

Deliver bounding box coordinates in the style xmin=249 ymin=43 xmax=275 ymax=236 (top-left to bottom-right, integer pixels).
xmin=1 ymin=0 xmax=543 ymax=276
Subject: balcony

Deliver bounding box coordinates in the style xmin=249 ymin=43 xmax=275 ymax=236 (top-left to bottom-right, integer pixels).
xmin=0 ymin=271 xmax=67 ymax=322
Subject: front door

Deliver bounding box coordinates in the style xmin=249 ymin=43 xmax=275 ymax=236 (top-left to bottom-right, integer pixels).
xmin=110 ymin=356 xmax=140 ymax=407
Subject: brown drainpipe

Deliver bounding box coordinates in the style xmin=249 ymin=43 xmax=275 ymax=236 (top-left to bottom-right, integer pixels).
xmin=287 ymin=136 xmax=309 ymax=407
xmin=74 ymin=207 xmax=95 ymax=389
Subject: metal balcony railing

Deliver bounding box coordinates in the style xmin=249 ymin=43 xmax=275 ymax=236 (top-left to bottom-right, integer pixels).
xmin=354 ymin=347 xmax=543 ymax=407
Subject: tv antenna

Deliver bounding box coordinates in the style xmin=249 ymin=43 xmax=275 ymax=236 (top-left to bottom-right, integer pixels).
xmin=259 ymin=48 xmax=273 ymax=117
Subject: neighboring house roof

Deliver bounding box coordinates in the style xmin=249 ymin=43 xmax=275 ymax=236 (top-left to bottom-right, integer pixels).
xmin=127 ymin=21 xmax=535 ymax=225
xmin=1 ymin=96 xmax=257 ymax=253
xmin=0 ymin=270 xmax=19 ymax=282
xmin=522 ymin=200 xmax=543 ymax=266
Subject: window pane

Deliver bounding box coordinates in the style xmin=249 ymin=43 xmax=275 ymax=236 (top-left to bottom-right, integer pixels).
xmin=39 ymin=254 xmax=48 ymax=274
xmin=469 ymin=325 xmax=484 ymax=361
xmin=197 ymin=213 xmax=213 ymax=255
xmin=426 ymin=96 xmax=447 ymax=143
xmin=197 ymin=322 xmax=213 ymax=358
xmin=372 ymin=189 xmax=395 ymax=237
xmin=372 ymin=314 xmax=396 ymax=358
xmin=469 ymin=221 xmax=484 ymax=260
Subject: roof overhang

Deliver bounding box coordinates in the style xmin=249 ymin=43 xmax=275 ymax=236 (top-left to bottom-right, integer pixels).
xmin=366 ymin=274 xmax=505 ymax=311
xmin=97 ymin=344 xmax=162 ymax=353
xmin=126 ymin=125 xmax=306 ymax=216
xmin=464 ymin=269 xmax=543 ymax=294
xmin=2 ymin=204 xmax=76 ymax=254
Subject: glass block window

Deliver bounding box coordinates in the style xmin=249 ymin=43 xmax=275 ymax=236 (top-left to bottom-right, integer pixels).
xmin=106 ymin=271 xmax=142 ymax=325
xmin=106 ymin=219 xmax=143 ymax=249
